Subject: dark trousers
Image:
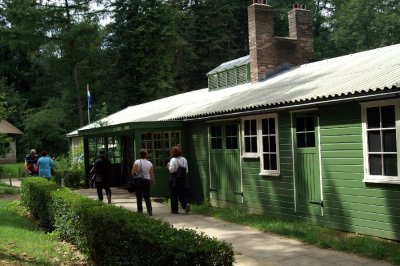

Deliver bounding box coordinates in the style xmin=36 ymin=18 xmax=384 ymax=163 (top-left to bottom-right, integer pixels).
xmin=136 ymin=179 xmax=152 ymax=214
xmin=169 ymin=179 xmax=188 ymax=213
xmin=95 ymin=181 xmax=111 ymax=201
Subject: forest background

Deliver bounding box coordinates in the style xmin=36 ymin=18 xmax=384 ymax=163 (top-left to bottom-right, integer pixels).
xmin=0 ymin=0 xmax=399 ymax=159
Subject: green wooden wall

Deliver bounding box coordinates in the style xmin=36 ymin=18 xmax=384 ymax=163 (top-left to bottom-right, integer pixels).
xmin=319 ymin=103 xmax=400 ymax=240
xmin=241 ymin=112 xmax=295 ymax=217
xmin=187 ymin=103 xmax=400 ymax=240
xmin=184 ymin=122 xmax=210 ymax=203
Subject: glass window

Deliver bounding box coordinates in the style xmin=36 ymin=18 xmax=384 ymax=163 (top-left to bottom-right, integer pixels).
xmin=242 ymin=114 xmax=280 ymax=175
xmin=210 ymin=125 xmax=222 ymax=150
xmin=140 ymin=131 xmax=181 ymax=168
xmin=261 ymin=117 xmax=278 ymax=172
xmin=365 ymin=105 xmax=397 ymax=177
xmin=88 ymin=137 xmax=104 ymax=164
xmin=243 ymin=119 xmax=257 ymax=155
xmin=108 ymin=137 xmax=121 ymax=164
xmin=362 ymin=101 xmax=400 ymax=183
xmin=296 ymin=116 xmax=315 ymax=148
xmin=225 ymin=124 xmax=238 ymax=150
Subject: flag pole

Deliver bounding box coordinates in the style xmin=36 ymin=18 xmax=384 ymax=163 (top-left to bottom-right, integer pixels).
xmin=87 ymin=84 xmax=91 ymax=124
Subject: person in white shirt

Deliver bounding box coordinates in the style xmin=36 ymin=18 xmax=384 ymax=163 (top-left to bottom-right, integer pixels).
xmin=131 ymin=149 xmax=156 ymax=216
xmin=167 ymin=145 xmax=190 ymax=214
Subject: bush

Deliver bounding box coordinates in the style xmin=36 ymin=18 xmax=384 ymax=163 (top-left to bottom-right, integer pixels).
xmin=21 ymin=178 xmax=234 ymax=265
xmin=52 ymin=156 xmax=85 ymax=188
xmin=62 ymin=169 xmax=85 ymax=188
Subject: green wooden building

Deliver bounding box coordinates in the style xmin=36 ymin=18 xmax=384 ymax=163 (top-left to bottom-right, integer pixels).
xmin=68 ymin=2 xmax=400 ymax=241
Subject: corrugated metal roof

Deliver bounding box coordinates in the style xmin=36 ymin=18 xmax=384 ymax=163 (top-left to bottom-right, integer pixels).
xmin=207 ymin=55 xmax=250 ymax=76
xmin=71 ymin=43 xmax=400 ymax=136
xmin=0 ymin=120 xmax=23 ymax=135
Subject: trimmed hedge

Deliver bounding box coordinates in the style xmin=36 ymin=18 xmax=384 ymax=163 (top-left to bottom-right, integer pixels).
xmin=21 ymin=178 xmax=234 ymax=265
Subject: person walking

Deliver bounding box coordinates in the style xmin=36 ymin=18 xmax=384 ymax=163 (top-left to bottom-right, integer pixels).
xmin=37 ymin=150 xmax=54 ymax=180
xmin=25 ymin=149 xmax=38 ymax=176
xmin=167 ymin=145 xmax=190 ymax=214
xmin=131 ymin=149 xmax=156 ymax=216
xmin=93 ymin=149 xmax=112 ymax=203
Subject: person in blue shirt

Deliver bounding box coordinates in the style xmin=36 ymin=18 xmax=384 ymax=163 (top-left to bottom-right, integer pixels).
xmin=37 ymin=150 xmax=54 ymax=179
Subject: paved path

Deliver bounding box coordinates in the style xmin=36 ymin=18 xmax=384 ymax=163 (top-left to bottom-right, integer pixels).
xmin=75 ymin=188 xmax=393 ymax=266
xmin=0 ymin=179 xmax=393 ymax=265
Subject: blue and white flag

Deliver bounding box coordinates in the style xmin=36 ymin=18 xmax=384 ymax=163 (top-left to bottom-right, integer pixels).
xmin=87 ymin=85 xmax=91 ymax=110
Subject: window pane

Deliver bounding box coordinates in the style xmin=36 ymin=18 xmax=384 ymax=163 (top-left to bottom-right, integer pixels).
xmin=297 ymin=133 xmax=306 ymax=147
xmin=232 ymin=124 xmax=238 ymax=136
xmin=381 ymin=105 xmax=395 ymax=128
xmin=244 ymin=120 xmax=250 ymax=135
xmin=305 ymin=117 xmax=314 ymax=131
xmin=231 ymin=137 xmax=238 ymax=149
xmin=270 ymin=154 xmax=277 ymax=170
xmin=226 ymin=138 xmax=231 ymax=149
xmin=367 ymin=107 xmax=380 ymax=129
xmin=226 ymin=125 xmax=232 ymax=136
xmin=262 ymin=119 xmax=268 ymax=134
xmin=270 ymin=136 xmax=276 ymax=152
xmin=384 ymin=154 xmax=398 ymax=176
xmin=296 ymin=118 xmax=305 ymax=132
xmin=245 ymin=138 xmax=251 ymax=152
xmin=217 ymin=139 xmax=222 ymax=149
xmin=369 ymin=154 xmax=382 ymax=175
xmin=383 ymin=130 xmax=396 ymax=152
xmin=306 ymin=132 xmax=315 ymax=147
xmin=269 ymin=118 xmax=275 ymax=134
xmin=251 ymin=137 xmax=258 ymax=153
xmin=263 ymin=136 xmax=270 ymax=152
xmin=250 ymin=120 xmax=257 ymax=135
xmin=211 ymin=138 xmax=217 ymax=149
xmin=217 ymin=126 xmax=221 ymax=136
xmin=263 ymin=154 xmax=270 ymax=170
xmin=368 ymin=131 xmax=381 ymax=152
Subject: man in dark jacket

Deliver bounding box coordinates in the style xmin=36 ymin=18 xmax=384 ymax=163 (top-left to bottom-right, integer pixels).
xmin=93 ymin=149 xmax=112 ymax=203
xmin=25 ymin=149 xmax=38 ymax=176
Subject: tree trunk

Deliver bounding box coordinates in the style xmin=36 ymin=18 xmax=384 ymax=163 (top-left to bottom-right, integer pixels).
xmin=65 ymin=0 xmax=84 ymax=127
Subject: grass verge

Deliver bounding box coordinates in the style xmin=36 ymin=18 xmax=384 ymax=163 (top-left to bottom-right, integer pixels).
xmin=0 ymin=182 xmax=20 ymax=197
xmin=0 ymin=194 xmax=88 ymax=265
xmin=0 ymin=162 xmax=25 ymax=179
xmin=192 ymin=204 xmax=400 ymax=265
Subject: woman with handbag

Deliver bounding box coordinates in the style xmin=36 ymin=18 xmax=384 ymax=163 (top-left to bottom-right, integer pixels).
xmin=131 ymin=149 xmax=156 ymax=216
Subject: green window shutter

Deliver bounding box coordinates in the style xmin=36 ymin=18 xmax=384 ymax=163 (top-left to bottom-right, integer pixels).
xmin=237 ymin=65 xmax=247 ymax=84
xmin=218 ymin=72 xmax=227 ymax=88
xmin=227 ymin=69 xmax=236 ymax=87
xmin=209 ymin=74 xmax=218 ymax=90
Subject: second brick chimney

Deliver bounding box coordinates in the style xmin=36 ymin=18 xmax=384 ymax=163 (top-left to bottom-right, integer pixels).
xmin=248 ymin=2 xmax=314 ymax=83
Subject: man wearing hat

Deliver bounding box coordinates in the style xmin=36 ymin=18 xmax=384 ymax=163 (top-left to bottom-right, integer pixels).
xmin=92 ymin=149 xmax=112 ymax=203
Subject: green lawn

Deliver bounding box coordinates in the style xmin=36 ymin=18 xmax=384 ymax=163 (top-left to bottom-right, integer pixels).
xmin=0 ymin=183 xmax=20 ymax=197
xmin=0 ymin=188 xmax=88 ymax=265
xmin=0 ymin=162 xmax=25 ymax=179
xmin=192 ymin=204 xmax=400 ymax=265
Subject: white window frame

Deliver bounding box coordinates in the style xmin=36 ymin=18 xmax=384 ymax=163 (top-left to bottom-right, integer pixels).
xmin=241 ymin=114 xmax=280 ymax=176
xmin=361 ymin=99 xmax=400 ymax=184
xmin=241 ymin=116 xmax=258 ymax=157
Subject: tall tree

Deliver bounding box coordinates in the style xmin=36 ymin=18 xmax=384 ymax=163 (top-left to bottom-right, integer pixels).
xmin=330 ymin=0 xmax=400 ymax=55
xmin=107 ymin=0 xmax=180 ymax=107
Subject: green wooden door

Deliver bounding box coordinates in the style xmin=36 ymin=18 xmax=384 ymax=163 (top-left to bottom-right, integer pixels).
xmin=209 ymin=122 xmax=242 ymax=203
xmin=293 ymin=113 xmax=322 ymax=216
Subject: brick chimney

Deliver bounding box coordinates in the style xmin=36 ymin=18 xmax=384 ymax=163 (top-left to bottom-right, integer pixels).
xmin=248 ymin=2 xmax=314 ymax=83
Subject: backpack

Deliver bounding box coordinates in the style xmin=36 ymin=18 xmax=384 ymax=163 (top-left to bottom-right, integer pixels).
xmin=173 ymin=158 xmax=188 ymax=188
xmin=176 ymin=165 xmax=187 ymax=180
